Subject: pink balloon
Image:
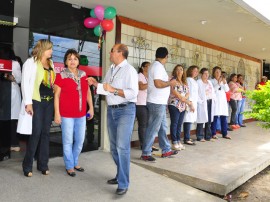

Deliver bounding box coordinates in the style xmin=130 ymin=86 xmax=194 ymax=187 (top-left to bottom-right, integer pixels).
xmin=94 ymin=5 xmax=104 ymax=21
xmin=84 ymin=17 xmax=100 ymax=28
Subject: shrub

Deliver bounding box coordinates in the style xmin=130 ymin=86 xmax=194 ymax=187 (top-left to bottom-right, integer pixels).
xmin=245 ymin=81 xmax=270 ymax=129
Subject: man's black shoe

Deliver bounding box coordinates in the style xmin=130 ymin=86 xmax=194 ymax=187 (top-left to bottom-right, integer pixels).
xmin=115 ymin=188 xmax=128 ymax=195
xmin=107 ymin=178 xmax=118 ymax=184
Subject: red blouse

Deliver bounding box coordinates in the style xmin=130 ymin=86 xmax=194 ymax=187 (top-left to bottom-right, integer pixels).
xmin=54 ymin=70 xmax=88 ymax=118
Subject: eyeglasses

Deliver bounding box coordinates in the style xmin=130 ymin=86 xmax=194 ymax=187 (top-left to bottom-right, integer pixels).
xmin=110 ymin=48 xmax=121 ymax=53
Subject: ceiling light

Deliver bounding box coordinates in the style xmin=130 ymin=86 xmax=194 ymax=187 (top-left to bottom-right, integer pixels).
xmin=238 ymin=37 xmax=243 ymax=42
xmin=262 ymin=48 xmax=266 ymax=51
xmin=201 ymin=20 xmax=207 ymax=25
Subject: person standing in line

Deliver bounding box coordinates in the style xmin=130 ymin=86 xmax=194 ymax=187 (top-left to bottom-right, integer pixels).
xmin=54 ymin=49 xmax=94 ymax=177
xmin=228 ymin=73 xmax=242 ymax=129
xmin=168 ymin=64 xmax=194 ymax=150
xmin=136 ymin=61 xmax=159 ymax=152
xmin=87 ymin=44 xmax=138 ymax=195
xmin=183 ymin=65 xmax=199 ymax=146
xmin=236 ymin=74 xmax=247 ymax=127
xmin=210 ymin=66 xmax=231 ymax=139
xmin=140 ymin=47 xmax=178 ymax=162
xmin=196 ymin=68 xmax=215 ymax=142
xmin=17 ymin=39 xmax=55 ymax=177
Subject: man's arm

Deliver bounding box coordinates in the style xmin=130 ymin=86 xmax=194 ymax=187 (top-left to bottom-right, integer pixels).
xmin=154 ymin=79 xmax=177 ymax=88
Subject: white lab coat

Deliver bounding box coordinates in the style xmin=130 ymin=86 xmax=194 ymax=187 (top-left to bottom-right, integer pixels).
xmin=17 ymin=57 xmax=40 ymax=134
xmin=184 ymin=77 xmax=198 ymax=123
xmin=11 ymin=61 xmax=22 ymax=120
xmin=210 ymin=78 xmax=229 ymax=116
xmin=196 ymin=79 xmax=216 ymax=123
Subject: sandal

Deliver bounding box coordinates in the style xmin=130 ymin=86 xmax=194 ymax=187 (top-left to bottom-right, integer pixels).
xmin=184 ymin=140 xmax=196 ymax=145
xmin=198 ymin=139 xmax=206 ymax=142
xmin=24 ymin=171 xmax=33 ymax=177
xmin=212 ymin=135 xmax=218 ymax=139
xmin=223 ymin=136 xmax=232 ymax=140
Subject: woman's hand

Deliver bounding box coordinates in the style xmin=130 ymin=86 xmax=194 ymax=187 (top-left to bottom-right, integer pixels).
xmin=54 ymin=113 xmax=61 ymax=124
xmin=25 ymin=104 xmax=33 ymax=116
xmin=87 ymin=109 xmax=94 ymax=120
xmin=189 ymin=102 xmax=195 ymax=112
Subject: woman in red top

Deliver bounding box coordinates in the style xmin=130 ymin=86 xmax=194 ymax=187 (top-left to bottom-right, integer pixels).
xmin=54 ymin=49 xmax=94 ymax=177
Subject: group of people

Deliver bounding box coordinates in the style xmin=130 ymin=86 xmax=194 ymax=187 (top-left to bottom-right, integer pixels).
xmin=1 ymin=40 xmax=250 ymax=196
xmin=135 ymin=47 xmax=248 ymax=164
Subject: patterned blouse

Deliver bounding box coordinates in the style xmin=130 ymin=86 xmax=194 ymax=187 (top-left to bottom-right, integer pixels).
xmin=168 ymin=82 xmax=189 ymax=112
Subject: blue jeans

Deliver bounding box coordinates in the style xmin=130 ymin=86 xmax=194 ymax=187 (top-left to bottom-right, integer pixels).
xmin=216 ymin=117 xmax=221 ymax=131
xmin=211 ymin=116 xmax=228 ymax=137
xmin=236 ymin=98 xmax=246 ymax=125
xmin=107 ymin=103 xmax=135 ymax=189
xmin=142 ymin=103 xmax=171 ymax=156
xmin=61 ymin=116 xmax=86 ymax=170
xmin=168 ymin=105 xmax=185 ymax=144
xmin=183 ymin=122 xmax=191 ymax=142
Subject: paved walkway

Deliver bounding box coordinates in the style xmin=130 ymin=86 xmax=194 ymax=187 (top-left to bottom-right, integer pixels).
xmin=0 ymin=150 xmax=223 ymax=202
xmin=1 ymin=121 xmax=269 ymax=201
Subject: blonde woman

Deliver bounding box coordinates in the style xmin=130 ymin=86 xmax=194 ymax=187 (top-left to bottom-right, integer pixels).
xmin=18 ymin=39 xmax=55 ymax=177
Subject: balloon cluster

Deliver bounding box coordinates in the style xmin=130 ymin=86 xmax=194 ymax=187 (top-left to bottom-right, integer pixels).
xmin=84 ymin=5 xmax=117 ymax=49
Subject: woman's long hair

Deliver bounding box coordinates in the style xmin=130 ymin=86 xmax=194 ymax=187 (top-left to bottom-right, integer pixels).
xmin=172 ymin=64 xmax=187 ymax=85
xmin=31 ymin=39 xmax=53 ymax=64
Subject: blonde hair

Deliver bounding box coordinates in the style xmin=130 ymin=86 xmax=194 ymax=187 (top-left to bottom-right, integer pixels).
xmin=31 ymin=39 xmax=53 ymax=62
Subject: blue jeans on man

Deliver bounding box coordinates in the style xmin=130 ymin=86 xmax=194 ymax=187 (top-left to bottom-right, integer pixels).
xmin=107 ymin=103 xmax=136 ymax=190
xmin=142 ymin=102 xmax=171 ymax=156
xmin=61 ymin=116 xmax=86 ymax=170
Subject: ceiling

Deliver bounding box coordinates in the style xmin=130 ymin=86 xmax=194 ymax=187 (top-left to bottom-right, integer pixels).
xmin=60 ymin=0 xmax=270 ymax=63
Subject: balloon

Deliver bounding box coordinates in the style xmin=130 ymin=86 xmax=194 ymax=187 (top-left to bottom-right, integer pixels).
xmin=104 ymin=7 xmax=117 ymax=19
xmin=90 ymin=9 xmax=96 ymax=18
xmin=101 ymin=19 xmax=114 ymax=32
xmin=94 ymin=5 xmax=104 ymax=21
xmin=94 ymin=25 xmax=102 ymax=36
xmin=84 ymin=17 xmax=100 ymax=28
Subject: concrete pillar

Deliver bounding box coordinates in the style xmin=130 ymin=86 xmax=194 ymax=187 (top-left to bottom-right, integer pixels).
xmin=99 ymin=19 xmax=116 ymax=151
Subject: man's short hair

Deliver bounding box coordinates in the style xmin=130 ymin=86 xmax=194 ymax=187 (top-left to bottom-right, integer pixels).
xmin=155 ymin=47 xmax=168 ymax=58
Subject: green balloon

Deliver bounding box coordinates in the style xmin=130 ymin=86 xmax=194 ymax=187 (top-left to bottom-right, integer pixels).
xmin=90 ymin=9 xmax=96 ymax=18
xmin=94 ymin=25 xmax=101 ymax=37
xmin=104 ymin=7 xmax=116 ymax=19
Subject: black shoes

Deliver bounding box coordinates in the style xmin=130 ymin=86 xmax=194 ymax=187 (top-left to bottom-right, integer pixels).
xmin=115 ymin=188 xmax=128 ymax=195
xmin=66 ymin=169 xmax=76 ymax=177
xmin=107 ymin=178 xmax=118 ymax=184
xmin=74 ymin=167 xmax=85 ymax=172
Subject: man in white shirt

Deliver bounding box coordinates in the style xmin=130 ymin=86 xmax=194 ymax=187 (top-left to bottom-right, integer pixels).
xmin=88 ymin=44 xmax=138 ymax=195
xmin=141 ymin=47 xmax=178 ymax=162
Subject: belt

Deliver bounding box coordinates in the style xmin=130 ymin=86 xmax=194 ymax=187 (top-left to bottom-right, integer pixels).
xmin=41 ymin=95 xmax=54 ymax=101
xmin=109 ymin=102 xmax=133 ymax=109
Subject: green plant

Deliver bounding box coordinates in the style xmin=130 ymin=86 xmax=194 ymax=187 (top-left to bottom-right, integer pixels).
xmin=245 ymin=81 xmax=270 ymax=129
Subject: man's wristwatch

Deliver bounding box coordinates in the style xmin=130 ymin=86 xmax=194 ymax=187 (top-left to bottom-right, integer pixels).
xmin=113 ymin=89 xmax=118 ymax=96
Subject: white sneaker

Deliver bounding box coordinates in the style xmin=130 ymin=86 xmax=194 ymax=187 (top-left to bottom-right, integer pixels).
xmin=10 ymin=147 xmax=20 ymax=152
xmin=171 ymin=143 xmax=181 ymax=151
xmin=178 ymin=143 xmax=185 ymax=150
